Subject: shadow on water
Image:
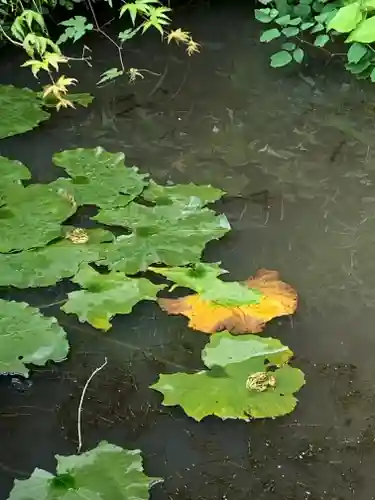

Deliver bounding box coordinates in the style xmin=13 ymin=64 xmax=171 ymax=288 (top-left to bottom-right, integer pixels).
xmin=2 ymin=0 xmax=375 ymax=498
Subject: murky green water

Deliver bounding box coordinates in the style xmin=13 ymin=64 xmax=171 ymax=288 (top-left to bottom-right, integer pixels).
xmin=2 ymin=2 xmax=375 ymax=499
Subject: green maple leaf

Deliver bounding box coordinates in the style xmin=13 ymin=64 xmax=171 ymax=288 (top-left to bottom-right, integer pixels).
xmin=52 ymin=147 xmax=148 ymax=208
xmin=0 ymin=228 xmax=113 ymax=288
xmin=151 ymin=331 xmax=305 ymax=421
xmin=94 ymin=203 xmax=230 ymax=274
xmin=62 ymin=265 xmax=165 ymax=330
xmin=6 ymin=441 xmax=162 ymax=499
xmin=142 ymin=180 xmax=225 ymax=207
xmin=150 ymin=263 xmax=262 ymax=306
xmin=0 ymin=85 xmax=50 ymax=138
xmin=0 ymin=299 xmax=69 ymax=377
xmin=0 ymin=183 xmax=77 ymax=253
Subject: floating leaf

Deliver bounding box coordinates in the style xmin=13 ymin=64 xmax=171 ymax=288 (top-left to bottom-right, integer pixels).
xmin=328 ymin=2 xmax=363 ymax=33
xmin=151 ymin=331 xmax=305 ymax=421
xmin=0 ymin=85 xmax=50 ymax=139
xmin=142 ymin=180 xmax=225 ymax=207
xmin=270 ymin=50 xmax=293 ymax=67
xmin=0 ymin=156 xmax=31 ymax=188
xmin=0 ymin=299 xmax=69 ymax=376
xmin=95 ymin=203 xmax=230 ymax=274
xmin=158 ymin=269 xmax=297 ymax=334
xmin=62 ymin=265 xmax=165 ymax=330
xmin=0 ymin=228 xmax=113 ymax=288
xmin=52 ymin=147 xmax=148 ymax=208
xmin=150 ymin=263 xmax=262 ymax=306
xmin=7 ymin=441 xmax=161 ymax=499
xmin=0 ymin=183 xmax=77 ymax=253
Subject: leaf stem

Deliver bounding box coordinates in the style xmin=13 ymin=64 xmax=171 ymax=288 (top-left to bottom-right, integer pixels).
xmin=77 ymin=356 xmax=108 ymax=454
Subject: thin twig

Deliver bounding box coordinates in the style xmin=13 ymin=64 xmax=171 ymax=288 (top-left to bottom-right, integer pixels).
xmin=77 ymin=357 xmax=108 ymax=454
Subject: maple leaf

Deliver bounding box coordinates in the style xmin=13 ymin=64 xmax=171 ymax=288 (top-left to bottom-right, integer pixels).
xmin=158 ymin=268 xmax=297 ymax=334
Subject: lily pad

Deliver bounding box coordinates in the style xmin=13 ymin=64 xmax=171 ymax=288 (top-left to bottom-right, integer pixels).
xmin=52 ymin=147 xmax=148 ymax=208
xmin=143 ymin=180 xmax=225 ymax=207
xmin=62 ymin=265 xmax=165 ymax=330
xmin=0 ymin=299 xmax=69 ymax=377
xmin=0 ymin=85 xmax=50 ymax=138
xmin=0 ymin=183 xmax=77 ymax=253
xmin=0 ymin=156 xmax=31 ymax=188
xmin=0 ymin=228 xmax=114 ymax=288
xmin=151 ymin=331 xmax=305 ymax=421
xmin=150 ymin=263 xmax=262 ymax=306
xmin=7 ymin=441 xmax=162 ymax=500
xmin=94 ymin=203 xmax=230 ymax=274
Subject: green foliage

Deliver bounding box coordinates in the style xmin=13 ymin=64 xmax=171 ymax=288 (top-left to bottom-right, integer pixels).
xmin=0 ymin=299 xmax=69 ymax=376
xmin=52 ymin=147 xmax=148 ymax=208
xmin=95 ymin=202 xmax=230 ymax=275
xmin=6 ymin=441 xmax=162 ymax=499
xmin=62 ymin=265 xmax=166 ymax=331
xmin=143 ymin=180 xmax=225 ymax=208
xmin=255 ymin=0 xmax=375 ymax=83
xmin=0 ymin=85 xmax=50 ymax=138
xmin=150 ymin=263 xmax=262 ymax=306
xmin=151 ymin=331 xmax=305 ymax=421
xmin=0 ymin=228 xmax=113 ymax=288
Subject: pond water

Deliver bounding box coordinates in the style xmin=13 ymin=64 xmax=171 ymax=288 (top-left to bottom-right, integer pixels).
xmin=2 ymin=1 xmax=375 ymax=499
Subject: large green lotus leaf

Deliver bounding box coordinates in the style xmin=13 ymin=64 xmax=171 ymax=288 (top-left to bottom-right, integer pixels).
xmin=94 ymin=203 xmax=231 ymax=274
xmin=151 ymin=332 xmax=305 ymax=421
xmin=0 ymin=299 xmax=69 ymax=377
xmin=0 ymin=85 xmax=50 ymax=138
xmin=0 ymin=228 xmax=114 ymax=288
xmin=62 ymin=265 xmax=165 ymax=330
xmin=0 ymin=183 xmax=77 ymax=253
xmin=143 ymin=180 xmax=225 ymax=207
xmin=52 ymin=147 xmax=148 ymax=208
xmin=150 ymin=263 xmax=262 ymax=306
xmin=7 ymin=441 xmax=162 ymax=500
xmin=0 ymin=156 xmax=31 ymax=187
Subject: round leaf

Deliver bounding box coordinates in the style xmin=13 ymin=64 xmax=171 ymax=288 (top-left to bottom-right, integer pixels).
xmin=151 ymin=332 xmax=305 ymax=421
xmin=0 ymin=300 xmax=69 ymax=377
xmin=293 ymin=47 xmax=304 ymax=63
xmin=314 ymin=34 xmax=330 ymax=47
xmin=282 ymin=26 xmax=300 ymax=37
xmin=260 ymin=28 xmax=281 ymax=42
xmin=270 ymin=50 xmax=293 ymax=67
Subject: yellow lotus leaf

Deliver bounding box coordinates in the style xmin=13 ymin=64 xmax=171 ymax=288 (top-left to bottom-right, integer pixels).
xmin=158 ymin=268 xmax=297 ymax=334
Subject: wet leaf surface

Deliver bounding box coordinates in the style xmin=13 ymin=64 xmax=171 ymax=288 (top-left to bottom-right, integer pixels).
xmin=0 ymin=85 xmax=50 ymax=139
xmin=0 ymin=299 xmax=69 ymax=377
xmin=143 ymin=180 xmax=225 ymax=207
xmin=95 ymin=204 xmax=230 ymax=274
xmin=158 ymin=269 xmax=297 ymax=333
xmin=151 ymin=331 xmax=305 ymax=420
xmin=52 ymin=147 xmax=148 ymax=208
xmin=0 ymin=228 xmax=113 ymax=288
xmin=62 ymin=265 xmax=166 ymax=330
xmin=6 ymin=441 xmax=161 ymax=500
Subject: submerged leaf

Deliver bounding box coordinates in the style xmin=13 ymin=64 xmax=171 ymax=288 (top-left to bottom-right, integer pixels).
xmin=150 ymin=263 xmax=262 ymax=306
xmin=0 ymin=300 xmax=69 ymax=376
xmin=52 ymin=147 xmax=148 ymax=208
xmin=143 ymin=180 xmax=225 ymax=207
xmin=0 ymin=183 xmax=77 ymax=253
xmin=7 ymin=441 xmax=161 ymax=500
xmin=0 ymin=228 xmax=113 ymax=288
xmin=151 ymin=331 xmax=305 ymax=421
xmin=62 ymin=265 xmax=165 ymax=330
xmin=0 ymin=85 xmax=50 ymax=138
xmin=158 ymin=269 xmax=297 ymax=333
xmin=95 ymin=203 xmax=230 ymax=274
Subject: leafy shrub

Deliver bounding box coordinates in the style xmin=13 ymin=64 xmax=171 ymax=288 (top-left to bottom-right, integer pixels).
xmin=255 ymin=0 xmax=375 ymax=83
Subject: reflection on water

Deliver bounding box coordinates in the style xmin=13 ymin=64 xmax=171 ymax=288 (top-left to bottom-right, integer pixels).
xmin=2 ymin=2 xmax=375 ymax=499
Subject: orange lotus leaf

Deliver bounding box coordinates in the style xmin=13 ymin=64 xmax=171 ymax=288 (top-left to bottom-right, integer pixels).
xmin=158 ymin=268 xmax=298 ymax=334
